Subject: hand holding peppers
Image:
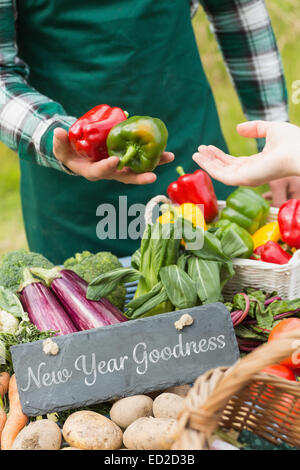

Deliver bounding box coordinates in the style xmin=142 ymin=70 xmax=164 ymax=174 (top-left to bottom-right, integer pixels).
xmin=55 ymin=106 xmax=173 ymax=183
xmin=54 ymin=128 xmax=174 ymax=184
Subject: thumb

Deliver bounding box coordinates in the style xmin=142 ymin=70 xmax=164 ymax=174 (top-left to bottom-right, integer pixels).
xmin=237 ymin=120 xmax=272 ymax=139
xmin=53 ymin=128 xmax=72 ymax=160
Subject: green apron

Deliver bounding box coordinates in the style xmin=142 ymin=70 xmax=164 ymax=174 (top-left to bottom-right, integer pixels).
xmin=16 ymin=0 xmax=235 ymax=264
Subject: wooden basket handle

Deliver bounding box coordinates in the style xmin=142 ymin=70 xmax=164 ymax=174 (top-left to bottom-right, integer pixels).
xmin=175 ymin=331 xmax=300 ymax=447
xmin=144 ymin=195 xmax=172 ymax=226
xmin=201 ymin=331 xmax=300 ymax=417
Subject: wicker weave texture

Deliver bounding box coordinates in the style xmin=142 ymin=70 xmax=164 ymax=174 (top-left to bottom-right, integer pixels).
xmin=173 ymin=332 xmax=300 ymax=450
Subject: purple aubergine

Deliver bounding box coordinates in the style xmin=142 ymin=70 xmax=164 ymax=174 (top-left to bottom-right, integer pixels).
xmin=30 ymin=267 xmax=127 ymax=330
xmin=60 ymin=269 xmax=127 ymax=324
xmin=51 ymin=275 xmax=111 ymax=330
xmin=20 ymin=270 xmax=78 ymax=336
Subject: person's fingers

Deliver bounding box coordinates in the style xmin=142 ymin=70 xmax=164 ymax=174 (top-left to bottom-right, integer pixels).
xmin=262 ymin=191 xmax=272 ymax=201
xmin=287 ymin=176 xmax=300 ymax=199
xmin=83 ymin=157 xmax=120 ymax=181
xmin=53 ymin=128 xmax=72 ymax=163
xmin=54 ymin=127 xmax=69 ymax=141
xmin=269 ymin=179 xmax=288 ymax=207
xmin=196 ymin=146 xmax=227 ymax=163
xmin=192 ymin=152 xmax=236 ymax=185
xmin=157 ymin=152 xmax=175 ymax=165
xmin=206 ymin=145 xmax=237 ymax=163
xmin=236 ymin=120 xmax=272 ymax=139
xmin=194 ymin=147 xmax=231 ymax=174
xmin=86 ymin=157 xmax=157 ymax=184
xmin=115 ymin=170 xmax=157 ymax=185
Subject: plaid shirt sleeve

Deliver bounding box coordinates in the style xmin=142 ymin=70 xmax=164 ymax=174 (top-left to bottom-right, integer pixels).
xmin=198 ymin=0 xmax=288 ymax=144
xmin=0 ymin=0 xmax=76 ymax=173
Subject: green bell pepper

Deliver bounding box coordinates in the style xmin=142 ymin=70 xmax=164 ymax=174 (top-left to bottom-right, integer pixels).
xmin=220 ymin=187 xmax=269 ymax=234
xmin=214 ymin=219 xmax=254 ymax=258
xmin=107 ymin=116 xmax=168 ymax=173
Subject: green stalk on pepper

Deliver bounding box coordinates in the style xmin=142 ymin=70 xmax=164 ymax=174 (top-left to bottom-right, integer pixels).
xmin=106 ymin=116 xmax=168 ymax=173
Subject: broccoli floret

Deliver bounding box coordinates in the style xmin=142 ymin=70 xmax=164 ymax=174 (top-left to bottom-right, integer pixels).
xmin=64 ymin=251 xmax=93 ymax=268
xmin=64 ymin=251 xmax=126 ymax=310
xmin=0 ymin=249 xmax=54 ymax=293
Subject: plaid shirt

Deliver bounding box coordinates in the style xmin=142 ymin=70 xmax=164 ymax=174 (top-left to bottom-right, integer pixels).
xmin=0 ymin=0 xmax=288 ymax=173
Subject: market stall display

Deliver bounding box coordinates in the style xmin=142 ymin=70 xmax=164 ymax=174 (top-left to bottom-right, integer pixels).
xmin=0 ymin=176 xmax=300 ymax=450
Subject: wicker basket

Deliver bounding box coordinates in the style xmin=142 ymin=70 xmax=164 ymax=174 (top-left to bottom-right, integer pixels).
xmin=216 ymin=201 xmax=300 ymax=300
xmin=173 ymin=332 xmax=300 ymax=450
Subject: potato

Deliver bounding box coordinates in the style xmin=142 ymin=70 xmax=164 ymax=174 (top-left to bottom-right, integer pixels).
xmin=153 ymin=393 xmax=184 ymax=419
xmin=123 ymin=417 xmax=177 ymax=450
xmin=12 ymin=419 xmax=61 ymax=450
xmin=165 ymin=384 xmax=190 ymax=397
xmin=63 ymin=410 xmax=122 ymax=450
xmin=110 ymin=395 xmax=153 ymax=428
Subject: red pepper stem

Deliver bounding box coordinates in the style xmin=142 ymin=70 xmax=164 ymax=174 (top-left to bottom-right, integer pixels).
xmin=176 ymin=166 xmax=186 ymax=177
xmin=118 ymin=145 xmax=137 ymax=170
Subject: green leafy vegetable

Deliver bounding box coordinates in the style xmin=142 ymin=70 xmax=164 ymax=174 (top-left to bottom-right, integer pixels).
xmin=187 ymin=257 xmax=222 ymax=304
xmin=234 ymin=324 xmax=267 ymax=342
xmin=228 ymin=288 xmax=300 ymax=333
xmin=127 ymin=286 xmax=169 ymax=319
xmin=160 ymin=265 xmax=198 ymax=310
xmin=87 ymin=268 xmax=142 ymax=300
xmin=131 ymin=249 xmax=141 ymax=270
xmin=0 ymin=318 xmax=56 ymax=374
xmin=0 ymin=286 xmax=25 ymax=319
xmin=133 ymin=220 xmax=181 ymax=316
xmin=126 ymin=282 xmax=164 ymax=311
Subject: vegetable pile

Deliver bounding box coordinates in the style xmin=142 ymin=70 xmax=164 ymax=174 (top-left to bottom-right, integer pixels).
xmin=0 ymin=157 xmax=299 ymax=450
xmin=0 ymin=250 xmax=128 ymax=374
xmin=226 ymin=288 xmax=300 ymax=353
xmin=87 ymin=215 xmax=234 ymax=318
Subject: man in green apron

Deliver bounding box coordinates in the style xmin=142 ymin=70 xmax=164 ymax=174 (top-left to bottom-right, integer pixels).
xmin=0 ymin=1 xmax=289 ymax=263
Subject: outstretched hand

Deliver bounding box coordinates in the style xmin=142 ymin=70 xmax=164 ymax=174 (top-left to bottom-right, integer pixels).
xmin=192 ymin=121 xmax=300 ymax=206
xmin=53 ymin=128 xmax=174 ymax=184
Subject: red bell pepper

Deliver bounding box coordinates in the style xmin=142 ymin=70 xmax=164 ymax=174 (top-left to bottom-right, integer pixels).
xmin=278 ymin=199 xmax=300 ymax=249
xmin=167 ymin=166 xmax=218 ymax=222
xmin=259 ymin=241 xmax=292 ymax=265
xmin=250 ymin=244 xmax=265 ymax=260
xmin=68 ymin=104 xmax=128 ymax=161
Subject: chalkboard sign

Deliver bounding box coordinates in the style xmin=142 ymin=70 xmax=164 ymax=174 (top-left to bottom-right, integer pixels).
xmin=11 ymin=303 xmax=239 ymax=416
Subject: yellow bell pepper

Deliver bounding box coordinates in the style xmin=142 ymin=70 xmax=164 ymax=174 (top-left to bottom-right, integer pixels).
xmin=251 ymin=221 xmax=281 ymax=250
xmin=158 ymin=203 xmax=207 ymax=230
